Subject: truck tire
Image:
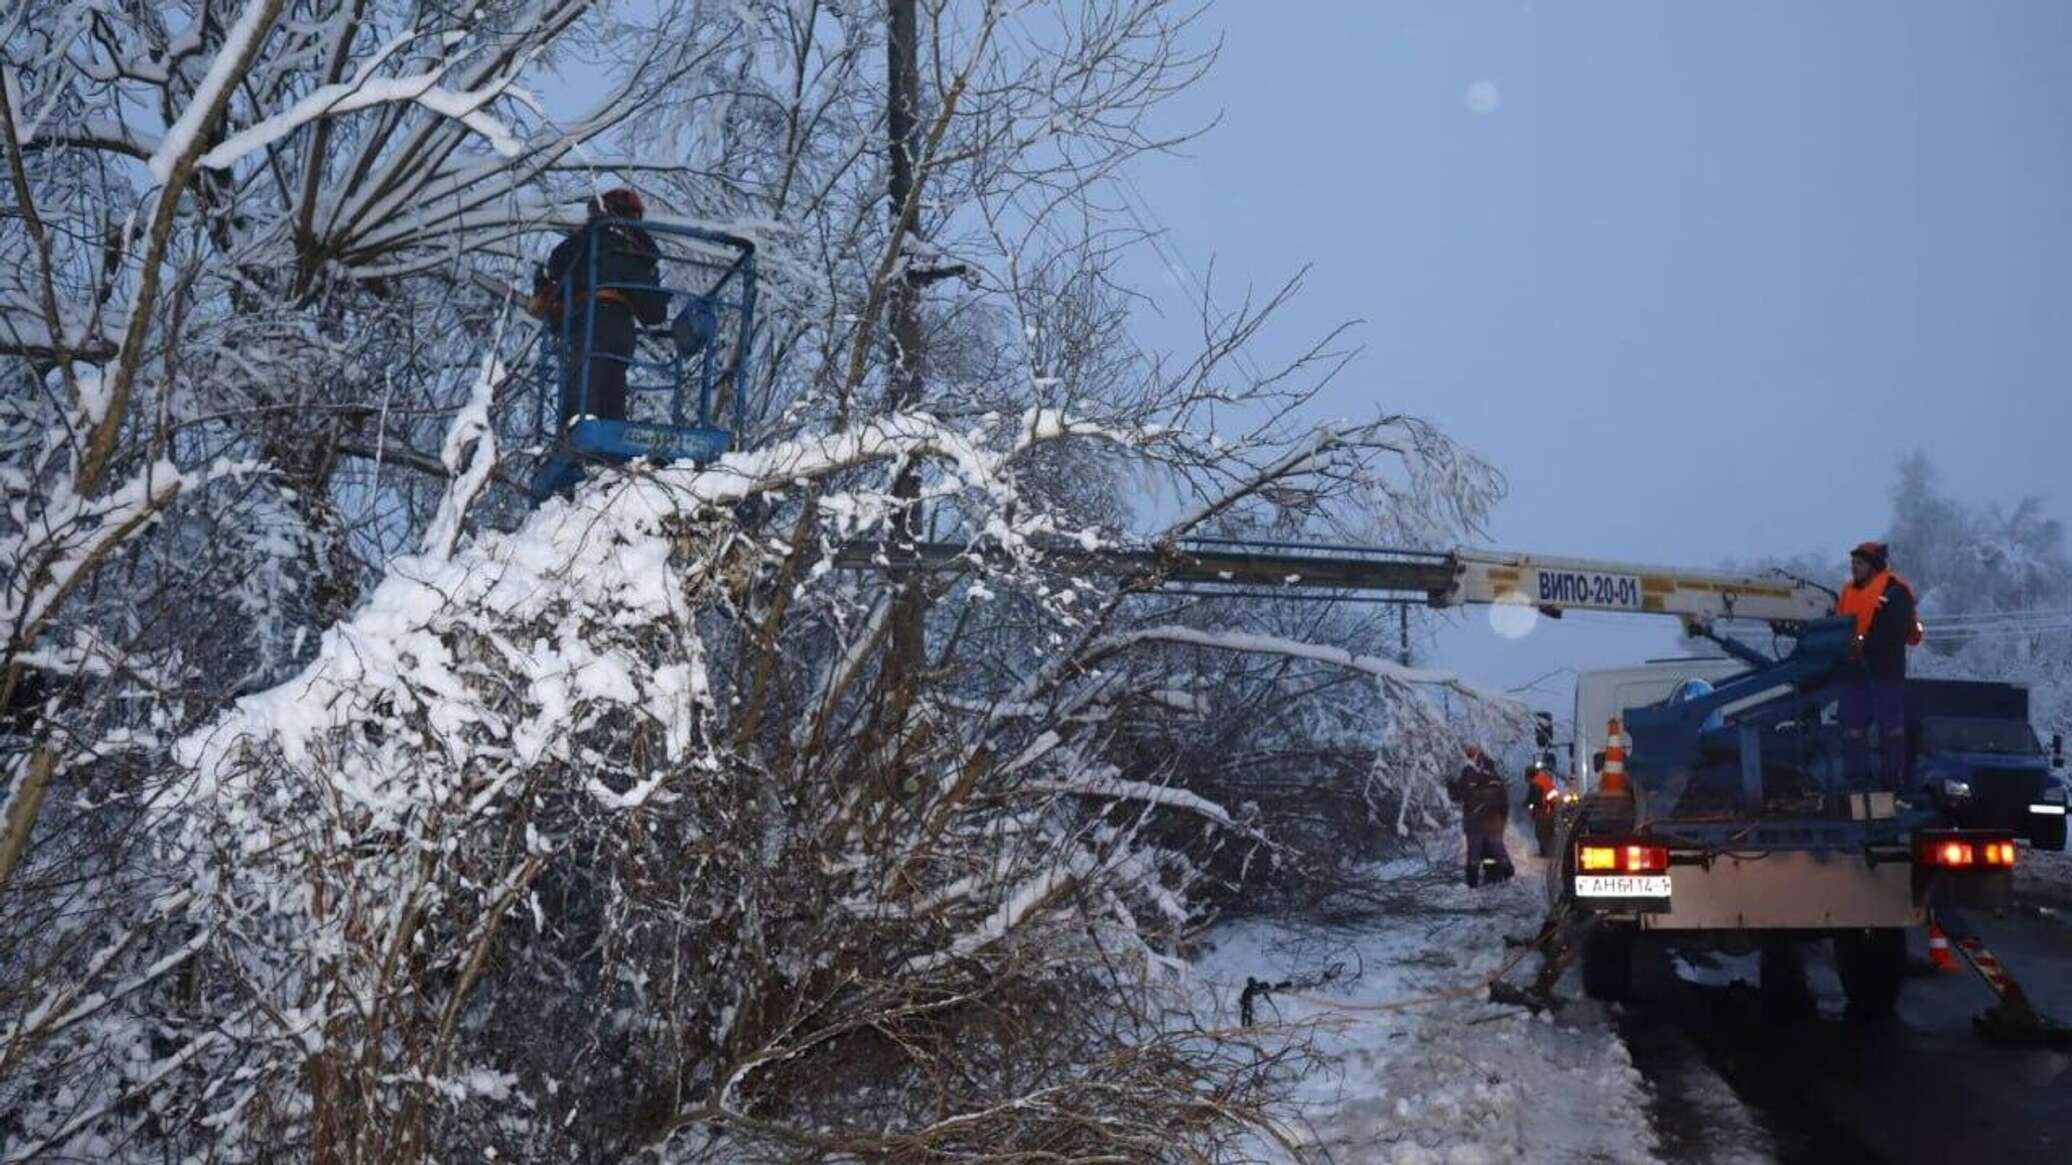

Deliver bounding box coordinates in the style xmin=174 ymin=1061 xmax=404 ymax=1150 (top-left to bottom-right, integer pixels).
xmin=1758 ymin=939 xmax=1815 ymax=1022
xmin=1581 ymin=925 xmax=1635 ymax=1003
xmin=1834 ymin=928 xmax=1906 ymax=1019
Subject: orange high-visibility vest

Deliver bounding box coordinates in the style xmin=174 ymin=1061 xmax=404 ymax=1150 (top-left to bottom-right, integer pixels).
xmin=1837 ymin=569 xmax=1924 ymax=647
xmin=1524 ymin=766 xmax=1558 ymax=804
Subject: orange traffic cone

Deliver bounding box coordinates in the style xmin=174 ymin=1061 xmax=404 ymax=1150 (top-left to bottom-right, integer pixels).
xmin=1600 ymin=717 xmax=1631 ymax=795
xmin=1927 ymin=914 xmax=1958 ymax=972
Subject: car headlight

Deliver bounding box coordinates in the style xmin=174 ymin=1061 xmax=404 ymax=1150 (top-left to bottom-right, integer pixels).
xmin=1942 ymin=779 xmax=1974 ymax=799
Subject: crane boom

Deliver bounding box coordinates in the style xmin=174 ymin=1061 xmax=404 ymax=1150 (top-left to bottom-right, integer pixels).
xmin=836 ymin=537 xmax=1836 ymax=632
xmin=1443 ymin=549 xmax=1833 ymax=632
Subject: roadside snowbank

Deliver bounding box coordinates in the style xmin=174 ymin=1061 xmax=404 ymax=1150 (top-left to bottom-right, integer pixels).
xmin=1197 ymin=840 xmax=1661 ymax=1164
xmin=2015 ymin=842 xmax=2072 ymax=910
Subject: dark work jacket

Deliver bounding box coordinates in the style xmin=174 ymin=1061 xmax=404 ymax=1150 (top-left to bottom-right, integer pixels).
xmin=537 ymin=220 xmax=668 ymax=327
xmin=1844 ymin=575 xmax=1917 ymax=682
xmin=1448 ymin=760 xmax=1508 ymax=832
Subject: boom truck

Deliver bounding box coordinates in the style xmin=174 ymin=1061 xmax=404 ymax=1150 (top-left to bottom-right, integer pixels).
xmin=1433 ymin=551 xmax=2044 ymax=1018
xmin=844 ymin=539 xmax=2054 ymax=1019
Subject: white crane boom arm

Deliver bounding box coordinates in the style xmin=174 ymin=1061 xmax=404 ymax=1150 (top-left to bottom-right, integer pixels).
xmin=1441 ymin=549 xmax=1834 ymax=631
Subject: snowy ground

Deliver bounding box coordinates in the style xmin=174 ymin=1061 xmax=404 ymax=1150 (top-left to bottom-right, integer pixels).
xmin=1194 ymin=835 xmax=1665 ymax=1165
xmin=1192 ymin=825 xmax=2072 ymax=1165
xmin=2015 ymin=840 xmax=2072 ymax=910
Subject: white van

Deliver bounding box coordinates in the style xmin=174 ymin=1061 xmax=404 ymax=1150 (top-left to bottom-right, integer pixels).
xmin=1570 ymin=656 xmax=1747 ymax=793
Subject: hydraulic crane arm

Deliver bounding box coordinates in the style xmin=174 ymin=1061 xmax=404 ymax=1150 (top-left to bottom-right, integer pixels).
xmin=835 ymin=538 xmax=1836 ymax=633
xmin=1441 ymin=549 xmax=1834 ymax=633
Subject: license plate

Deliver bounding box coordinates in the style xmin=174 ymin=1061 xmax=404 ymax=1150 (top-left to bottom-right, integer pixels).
xmin=1534 ymin=568 xmax=1643 ymax=611
xmin=1575 ymin=875 xmax=1671 ymax=899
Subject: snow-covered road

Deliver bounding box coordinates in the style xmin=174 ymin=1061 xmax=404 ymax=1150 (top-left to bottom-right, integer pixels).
xmin=1197 ymin=836 xmax=1679 ymax=1164
xmin=1615 ymin=839 xmax=2072 ymax=1165
xmin=1200 ymin=832 xmax=2072 ymax=1164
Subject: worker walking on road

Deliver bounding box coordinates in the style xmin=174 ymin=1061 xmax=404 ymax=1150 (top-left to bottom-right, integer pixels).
xmin=1448 ymin=744 xmax=1514 ymax=887
xmin=1836 ymin=540 xmax=1922 ymax=787
xmin=1523 ymin=756 xmax=1562 ymax=857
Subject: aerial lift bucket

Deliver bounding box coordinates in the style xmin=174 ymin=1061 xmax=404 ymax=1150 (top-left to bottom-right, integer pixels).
xmin=530 ymin=221 xmax=756 ymax=501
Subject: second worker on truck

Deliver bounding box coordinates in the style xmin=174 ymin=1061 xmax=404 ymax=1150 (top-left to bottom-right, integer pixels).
xmin=1835 ymin=539 xmax=1922 ymax=787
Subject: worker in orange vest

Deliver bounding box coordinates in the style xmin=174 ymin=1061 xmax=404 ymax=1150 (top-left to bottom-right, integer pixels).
xmin=1835 ymin=540 xmax=1922 ymax=787
xmin=1523 ymin=757 xmax=1562 ymax=856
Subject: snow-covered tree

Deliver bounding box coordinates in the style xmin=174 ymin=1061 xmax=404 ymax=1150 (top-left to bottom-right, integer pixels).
xmin=1884 ymin=454 xmax=2072 ymax=743
xmin=1890 ymin=453 xmax=2071 ymax=623
xmin=3 ymin=2 xmax=1514 ymax=1159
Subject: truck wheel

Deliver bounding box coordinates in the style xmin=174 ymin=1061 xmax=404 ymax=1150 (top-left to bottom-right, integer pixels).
xmin=2031 ymin=817 xmax=2067 ymax=853
xmin=1834 ymin=928 xmax=1906 ymax=1019
xmin=1581 ymin=925 xmax=1635 ymax=1003
xmin=1758 ymin=939 xmax=1815 ymax=1022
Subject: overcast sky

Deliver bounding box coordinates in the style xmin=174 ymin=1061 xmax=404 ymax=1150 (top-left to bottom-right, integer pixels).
xmin=1119 ymin=0 xmax=2072 ymax=723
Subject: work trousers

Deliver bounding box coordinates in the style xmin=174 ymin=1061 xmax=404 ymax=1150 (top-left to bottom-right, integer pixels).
xmin=559 ymin=300 xmax=636 ymax=428
xmin=1532 ymin=808 xmax=1558 ymax=857
xmin=1840 ymin=678 xmax=1906 ymax=787
xmin=1464 ymin=826 xmax=1513 ymax=887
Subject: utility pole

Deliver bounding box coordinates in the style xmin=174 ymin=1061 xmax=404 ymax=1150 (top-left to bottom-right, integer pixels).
xmin=886 ymin=0 xmax=923 ymax=416
xmin=883 ymin=0 xmax=928 ymax=713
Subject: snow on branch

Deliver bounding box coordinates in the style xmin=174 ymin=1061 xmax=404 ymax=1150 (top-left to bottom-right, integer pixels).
xmin=902 ymin=851 xmax=1096 ymax=974
xmin=1092 ymin=625 xmax=1520 ymax=710
xmin=8 ymin=456 xmax=265 ymax=650
xmin=589 ymin=407 xmax=1135 ymax=521
xmin=147 ymin=0 xmax=286 ymax=184
xmin=1022 ymin=771 xmax=1252 ymax=834
xmin=194 ymin=44 xmax=524 ymax=173
xmin=420 ymin=350 xmax=505 ymax=561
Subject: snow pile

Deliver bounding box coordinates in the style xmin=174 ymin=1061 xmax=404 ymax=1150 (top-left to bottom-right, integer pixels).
xmin=2015 ymin=845 xmax=2072 ymax=908
xmin=1196 ymin=844 xmax=1661 ymax=1165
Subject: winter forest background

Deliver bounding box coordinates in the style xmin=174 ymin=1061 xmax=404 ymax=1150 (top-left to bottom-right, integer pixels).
xmin=2 ymin=2 xmax=2066 ymax=1162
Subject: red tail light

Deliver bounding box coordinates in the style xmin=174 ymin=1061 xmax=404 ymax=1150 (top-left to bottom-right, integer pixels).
xmin=1578 ymin=841 xmax=1669 ymax=874
xmin=1917 ymin=831 xmax=2017 ymax=871
xmin=1930 ymin=840 xmax=1975 ymax=868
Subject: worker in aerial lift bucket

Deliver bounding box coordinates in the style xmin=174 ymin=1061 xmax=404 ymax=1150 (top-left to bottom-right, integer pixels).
xmin=1448 ymin=744 xmax=1514 ymax=887
xmin=1835 ymin=540 xmax=1923 ymax=787
xmin=530 ymin=187 xmax=669 ymax=434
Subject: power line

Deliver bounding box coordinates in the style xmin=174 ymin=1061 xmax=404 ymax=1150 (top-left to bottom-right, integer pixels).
xmin=1111 ymin=171 xmax=1269 ymax=385
xmin=1924 ymin=608 xmax=2072 ymax=626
